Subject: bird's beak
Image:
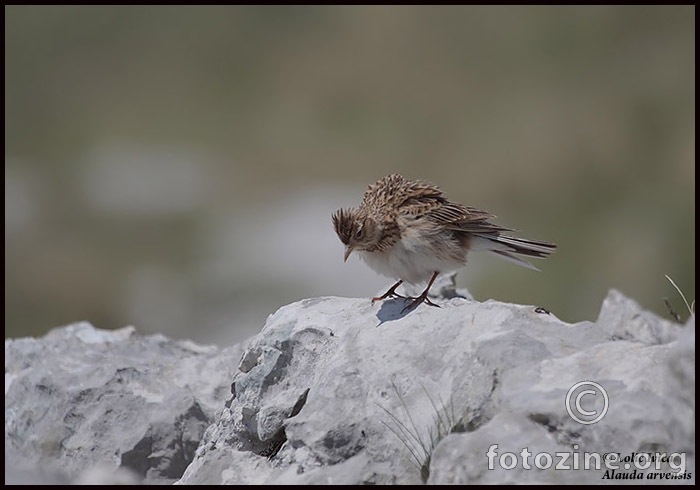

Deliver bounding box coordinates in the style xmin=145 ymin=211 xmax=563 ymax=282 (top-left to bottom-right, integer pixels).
xmin=343 ymin=245 xmax=354 ymax=262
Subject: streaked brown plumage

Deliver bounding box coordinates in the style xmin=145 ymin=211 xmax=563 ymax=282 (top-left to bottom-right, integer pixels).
xmin=332 ymin=174 xmax=556 ymax=312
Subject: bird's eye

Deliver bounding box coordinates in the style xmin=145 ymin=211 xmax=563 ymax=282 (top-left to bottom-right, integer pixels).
xmin=355 ymin=227 xmax=364 ymax=239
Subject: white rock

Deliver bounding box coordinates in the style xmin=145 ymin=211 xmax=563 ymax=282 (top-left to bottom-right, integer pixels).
xmin=178 ymin=289 xmax=694 ymax=484
xmin=4 ymin=322 xmax=243 ymax=484
xmin=5 ymin=289 xmax=694 ymax=485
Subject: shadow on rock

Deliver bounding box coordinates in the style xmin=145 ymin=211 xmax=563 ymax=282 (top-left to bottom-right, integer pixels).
xmin=375 ymin=298 xmax=414 ymax=325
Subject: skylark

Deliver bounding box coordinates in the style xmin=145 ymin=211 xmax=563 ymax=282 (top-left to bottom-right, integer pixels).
xmin=332 ymin=174 xmax=556 ymax=312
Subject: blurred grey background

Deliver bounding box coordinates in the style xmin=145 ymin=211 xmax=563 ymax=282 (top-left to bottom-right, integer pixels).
xmin=5 ymin=5 xmax=695 ymax=345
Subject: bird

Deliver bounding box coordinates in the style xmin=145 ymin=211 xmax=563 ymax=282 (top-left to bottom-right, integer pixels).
xmin=332 ymin=173 xmax=556 ymax=313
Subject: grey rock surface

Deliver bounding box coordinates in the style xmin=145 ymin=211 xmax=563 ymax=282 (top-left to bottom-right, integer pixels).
xmin=5 ymin=322 xmax=243 ymax=484
xmin=5 ymin=284 xmax=695 ymax=485
xmin=178 ymin=286 xmax=695 ymax=485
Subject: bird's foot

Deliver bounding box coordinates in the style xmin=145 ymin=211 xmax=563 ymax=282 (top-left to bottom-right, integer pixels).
xmin=401 ymin=292 xmax=440 ymax=313
xmin=400 ymin=271 xmax=441 ymax=313
xmin=371 ymin=292 xmax=406 ymax=304
xmin=371 ymin=280 xmax=405 ymax=305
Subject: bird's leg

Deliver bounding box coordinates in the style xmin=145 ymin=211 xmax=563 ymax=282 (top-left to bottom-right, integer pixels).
xmin=401 ymin=271 xmax=440 ymax=313
xmin=371 ymin=279 xmax=405 ymax=304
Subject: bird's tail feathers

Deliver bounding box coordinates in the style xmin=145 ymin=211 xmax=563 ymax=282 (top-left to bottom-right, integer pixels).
xmin=471 ymin=234 xmax=556 ymax=270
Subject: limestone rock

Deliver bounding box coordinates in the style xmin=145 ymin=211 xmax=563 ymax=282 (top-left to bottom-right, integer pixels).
xmin=5 ymin=286 xmax=694 ymax=485
xmin=178 ymin=289 xmax=694 ymax=484
xmin=5 ymin=322 xmax=242 ymax=484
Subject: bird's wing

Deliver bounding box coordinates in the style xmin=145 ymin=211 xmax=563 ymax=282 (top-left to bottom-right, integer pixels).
xmin=360 ymin=174 xmax=512 ymax=235
xmin=424 ymin=201 xmax=514 ymax=235
xmin=359 ymin=174 xmax=441 ymax=222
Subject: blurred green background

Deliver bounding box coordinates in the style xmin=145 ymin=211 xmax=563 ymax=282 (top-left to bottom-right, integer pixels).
xmin=5 ymin=5 xmax=695 ymax=344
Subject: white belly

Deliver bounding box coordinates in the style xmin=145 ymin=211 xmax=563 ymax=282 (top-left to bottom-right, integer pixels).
xmin=357 ymin=236 xmax=466 ymax=284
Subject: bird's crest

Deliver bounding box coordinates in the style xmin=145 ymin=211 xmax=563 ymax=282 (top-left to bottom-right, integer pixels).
xmin=332 ymin=208 xmax=357 ymax=245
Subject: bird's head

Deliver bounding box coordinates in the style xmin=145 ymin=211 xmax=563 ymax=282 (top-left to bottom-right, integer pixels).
xmin=332 ymin=208 xmax=382 ymax=261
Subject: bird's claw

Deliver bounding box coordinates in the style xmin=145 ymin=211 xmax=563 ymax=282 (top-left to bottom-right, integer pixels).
xmin=371 ymin=292 xmax=406 ymax=305
xmin=400 ymin=294 xmax=441 ymax=313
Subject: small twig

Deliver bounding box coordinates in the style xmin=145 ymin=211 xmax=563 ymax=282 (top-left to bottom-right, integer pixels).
xmin=664 ymin=275 xmax=695 ymax=318
xmin=663 ymin=297 xmax=682 ymax=323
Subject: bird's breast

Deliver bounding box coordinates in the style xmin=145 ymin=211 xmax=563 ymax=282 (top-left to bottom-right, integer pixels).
xmin=357 ymin=232 xmax=466 ymax=284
